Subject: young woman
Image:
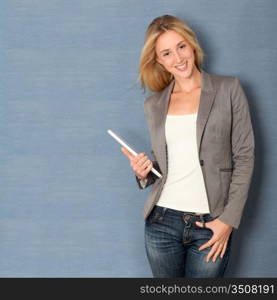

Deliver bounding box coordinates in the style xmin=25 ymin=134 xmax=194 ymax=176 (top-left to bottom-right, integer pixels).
xmin=121 ymin=15 xmax=255 ymax=278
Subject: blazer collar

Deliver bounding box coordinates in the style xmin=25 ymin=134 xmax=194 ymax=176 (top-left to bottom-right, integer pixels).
xmin=152 ymin=69 xmax=217 ymax=173
xmin=154 ymin=68 xmax=215 ymax=108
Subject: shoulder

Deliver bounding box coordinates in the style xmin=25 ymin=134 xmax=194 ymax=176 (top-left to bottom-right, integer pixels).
xmin=143 ymin=88 xmax=166 ymax=113
xmin=143 ymin=79 xmax=175 ymax=110
xmin=208 ymin=71 xmax=249 ymax=107
xmin=144 ymin=93 xmax=158 ymax=105
xmin=210 ymin=71 xmax=245 ymax=91
xmin=144 ymin=87 xmax=165 ymax=104
xmin=208 ymin=71 xmax=239 ymax=91
xmin=206 ymin=71 xmax=247 ymax=104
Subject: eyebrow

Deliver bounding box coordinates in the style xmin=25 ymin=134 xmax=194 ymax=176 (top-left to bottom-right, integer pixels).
xmin=160 ymin=40 xmax=186 ymax=53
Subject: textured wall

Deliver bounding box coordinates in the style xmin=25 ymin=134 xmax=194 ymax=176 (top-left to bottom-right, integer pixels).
xmin=0 ymin=0 xmax=276 ymax=277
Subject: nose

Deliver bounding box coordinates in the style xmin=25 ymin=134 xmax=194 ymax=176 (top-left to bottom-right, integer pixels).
xmin=173 ymin=50 xmax=183 ymax=64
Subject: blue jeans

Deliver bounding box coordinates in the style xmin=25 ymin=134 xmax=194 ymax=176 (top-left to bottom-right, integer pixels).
xmin=145 ymin=205 xmax=233 ymax=278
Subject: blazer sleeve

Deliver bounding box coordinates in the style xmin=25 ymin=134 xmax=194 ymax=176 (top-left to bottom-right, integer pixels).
xmin=135 ymin=95 xmax=162 ymax=189
xmin=217 ymin=77 xmax=255 ymax=229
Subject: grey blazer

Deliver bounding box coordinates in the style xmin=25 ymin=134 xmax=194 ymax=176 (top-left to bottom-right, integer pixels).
xmin=135 ymin=69 xmax=255 ymax=229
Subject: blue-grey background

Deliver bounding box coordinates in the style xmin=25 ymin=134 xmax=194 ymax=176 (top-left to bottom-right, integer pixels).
xmin=0 ymin=0 xmax=276 ymax=277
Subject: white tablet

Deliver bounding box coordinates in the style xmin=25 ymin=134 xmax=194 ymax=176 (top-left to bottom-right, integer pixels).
xmin=107 ymin=129 xmax=162 ymax=178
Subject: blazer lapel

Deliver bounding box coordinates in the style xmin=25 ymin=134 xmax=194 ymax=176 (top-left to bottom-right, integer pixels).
xmin=151 ymin=79 xmax=175 ymax=174
xmin=151 ymin=69 xmax=216 ymax=174
xmin=196 ymin=69 xmax=217 ymax=153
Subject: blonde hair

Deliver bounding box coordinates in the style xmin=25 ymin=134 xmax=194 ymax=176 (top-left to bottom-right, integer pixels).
xmin=139 ymin=15 xmax=205 ymax=92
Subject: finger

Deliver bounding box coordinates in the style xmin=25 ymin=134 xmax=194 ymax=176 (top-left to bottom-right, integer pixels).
xmin=136 ymin=154 xmax=149 ymax=168
xmin=198 ymin=236 xmax=217 ymax=251
xmin=195 ymin=220 xmax=212 ymax=230
xmin=140 ymin=160 xmax=152 ymax=172
xmin=132 ymin=154 xmax=148 ymax=170
xmin=132 ymin=152 xmax=146 ymax=164
xmin=141 ymin=159 xmax=152 ymax=170
xmin=206 ymin=242 xmax=220 ymax=262
xmin=209 ymin=239 xmax=226 ymax=262
xmin=139 ymin=161 xmax=153 ymax=178
xmin=220 ymin=240 xmax=228 ymax=259
xmin=195 ymin=221 xmax=205 ymax=228
xmin=212 ymin=243 xmax=224 ymax=262
xmin=121 ymin=147 xmax=135 ymax=160
xmin=133 ymin=155 xmax=152 ymax=178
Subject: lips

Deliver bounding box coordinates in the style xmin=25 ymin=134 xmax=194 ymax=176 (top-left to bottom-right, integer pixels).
xmin=175 ymin=61 xmax=188 ymax=71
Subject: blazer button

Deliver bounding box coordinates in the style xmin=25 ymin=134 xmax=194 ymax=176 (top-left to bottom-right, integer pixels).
xmin=200 ymin=159 xmax=204 ymax=166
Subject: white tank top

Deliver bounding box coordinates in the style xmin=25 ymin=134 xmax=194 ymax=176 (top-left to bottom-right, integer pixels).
xmin=156 ymin=113 xmax=210 ymax=213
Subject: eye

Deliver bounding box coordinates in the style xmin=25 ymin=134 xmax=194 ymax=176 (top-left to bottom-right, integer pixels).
xmin=163 ymin=52 xmax=170 ymax=57
xmin=180 ymin=44 xmax=186 ymax=49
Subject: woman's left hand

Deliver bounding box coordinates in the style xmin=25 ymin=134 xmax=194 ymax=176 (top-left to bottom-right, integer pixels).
xmin=195 ymin=219 xmax=233 ymax=262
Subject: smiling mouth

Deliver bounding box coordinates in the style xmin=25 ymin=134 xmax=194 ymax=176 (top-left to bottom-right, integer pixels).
xmin=175 ymin=61 xmax=188 ymax=71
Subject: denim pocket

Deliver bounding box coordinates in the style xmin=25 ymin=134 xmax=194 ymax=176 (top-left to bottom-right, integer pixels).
xmin=146 ymin=208 xmax=163 ymax=224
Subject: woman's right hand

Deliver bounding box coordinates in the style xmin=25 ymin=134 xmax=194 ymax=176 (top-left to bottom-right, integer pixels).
xmin=121 ymin=147 xmax=153 ymax=180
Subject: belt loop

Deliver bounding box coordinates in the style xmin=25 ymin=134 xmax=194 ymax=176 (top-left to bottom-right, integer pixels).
xmin=199 ymin=214 xmax=206 ymax=228
xmin=161 ymin=207 xmax=167 ymax=219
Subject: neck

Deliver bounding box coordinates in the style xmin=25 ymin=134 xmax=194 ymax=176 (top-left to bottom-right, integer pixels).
xmin=173 ymin=66 xmax=201 ymax=93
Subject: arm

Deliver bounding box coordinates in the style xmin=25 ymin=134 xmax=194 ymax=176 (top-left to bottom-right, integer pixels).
xmin=195 ymin=77 xmax=255 ymax=262
xmin=217 ymin=77 xmax=255 ymax=229
xmin=135 ymin=95 xmax=162 ymax=189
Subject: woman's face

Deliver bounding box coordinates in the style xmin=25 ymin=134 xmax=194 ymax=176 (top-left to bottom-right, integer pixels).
xmin=155 ymin=30 xmax=197 ymax=80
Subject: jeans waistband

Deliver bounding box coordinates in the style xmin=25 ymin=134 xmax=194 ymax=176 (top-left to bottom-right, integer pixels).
xmin=153 ymin=205 xmax=211 ymax=220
